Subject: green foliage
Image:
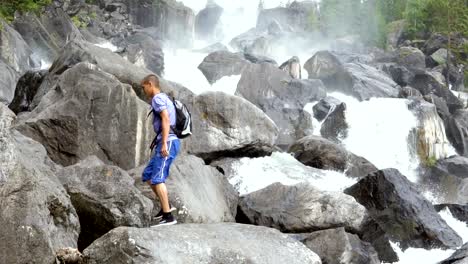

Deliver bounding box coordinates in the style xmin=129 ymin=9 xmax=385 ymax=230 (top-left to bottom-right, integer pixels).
xmin=424 ymin=155 xmax=438 ymax=167
xmin=71 ymin=16 xmax=86 ymax=29
xmin=0 ymin=0 xmax=51 ymax=22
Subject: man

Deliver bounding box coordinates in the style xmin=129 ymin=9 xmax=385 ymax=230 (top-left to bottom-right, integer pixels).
xmin=141 ymin=74 xmax=180 ymax=226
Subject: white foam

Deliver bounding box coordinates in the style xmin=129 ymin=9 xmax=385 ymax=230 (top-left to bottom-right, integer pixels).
xmin=94 ymin=42 xmax=118 ymax=52
xmin=229 ymin=152 xmax=356 ymax=195
xmin=331 ymin=92 xmax=420 ymax=182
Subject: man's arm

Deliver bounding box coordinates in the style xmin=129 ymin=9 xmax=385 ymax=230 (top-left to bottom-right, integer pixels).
xmin=159 ymin=109 xmax=170 ymax=157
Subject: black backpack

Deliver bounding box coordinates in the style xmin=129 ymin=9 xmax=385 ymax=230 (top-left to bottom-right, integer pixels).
xmin=146 ymin=95 xmax=192 ymax=143
xmin=170 ymin=97 xmax=192 ymax=139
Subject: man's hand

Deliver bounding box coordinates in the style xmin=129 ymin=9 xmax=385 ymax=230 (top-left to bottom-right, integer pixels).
xmin=160 ymin=142 xmax=169 ymax=157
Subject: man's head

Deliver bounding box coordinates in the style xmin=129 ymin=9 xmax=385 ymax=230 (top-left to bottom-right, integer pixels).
xmin=141 ymin=74 xmax=160 ymax=98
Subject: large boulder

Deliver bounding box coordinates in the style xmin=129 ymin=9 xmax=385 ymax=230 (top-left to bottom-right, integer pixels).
xmin=8 ymin=70 xmax=47 ymax=113
xmin=124 ymin=0 xmax=195 ymax=48
xmin=455 ymin=109 xmax=468 ymax=157
xmin=440 ymin=242 xmax=468 ymax=264
xmin=381 ymin=63 xmax=415 ymax=87
xmin=13 ymin=7 xmax=83 ymax=67
xmin=15 ymin=62 xmax=154 ymax=170
xmin=195 ymin=2 xmax=223 ymax=41
xmin=423 ymin=33 xmax=448 ymax=55
xmin=121 ymin=32 xmax=165 ymax=76
xmin=289 ymin=136 xmax=378 ymax=179
xmin=256 ymin=1 xmax=319 ymax=33
xmin=187 ymin=91 xmax=279 ymax=163
xmin=0 ymin=59 xmax=19 ymax=105
xmin=420 ymin=156 xmax=468 ymax=204
xmin=238 ymin=182 xmax=368 ymax=234
xmin=313 ymin=96 xmax=348 ymax=142
xmin=236 ymin=63 xmax=326 ymax=148
xmin=229 ymin=28 xmax=275 ymax=56
xmin=57 ymin=156 xmax=153 ymax=251
xmin=410 ymin=71 xmax=463 ymax=113
xmin=0 ymin=18 xmax=32 ymax=73
xmin=304 ymin=51 xmax=400 ymax=100
xmin=292 ymin=227 xmax=380 ymax=264
xmin=344 ymin=168 xmax=463 ymax=250
xmin=83 ymin=223 xmax=322 ymax=264
xmin=198 ymin=51 xmax=251 ymax=85
xmin=359 ymin=220 xmax=399 ymax=263
xmin=0 ymin=105 xmax=80 ymax=263
xmin=396 ymin=46 xmax=426 ymax=69
xmin=129 ymin=154 xmax=238 ymax=224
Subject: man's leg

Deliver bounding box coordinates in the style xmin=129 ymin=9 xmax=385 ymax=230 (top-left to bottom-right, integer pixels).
xmin=152 ymin=183 xmax=170 ymax=213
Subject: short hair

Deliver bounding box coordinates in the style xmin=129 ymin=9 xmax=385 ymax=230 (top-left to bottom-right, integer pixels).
xmin=141 ymin=74 xmax=160 ymax=88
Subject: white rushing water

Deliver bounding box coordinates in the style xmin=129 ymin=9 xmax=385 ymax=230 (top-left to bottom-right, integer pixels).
xmin=163 ymin=1 xmax=465 ymax=264
xmin=228 ymin=152 xmax=356 ymax=195
xmin=323 ymin=92 xmax=421 ymax=182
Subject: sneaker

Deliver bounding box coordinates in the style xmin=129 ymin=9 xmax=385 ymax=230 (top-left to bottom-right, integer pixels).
xmin=154 ymin=205 xmax=176 ymax=221
xmin=153 ymin=214 xmax=177 ymax=226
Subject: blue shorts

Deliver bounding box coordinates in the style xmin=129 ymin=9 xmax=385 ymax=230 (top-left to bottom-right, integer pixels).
xmin=142 ymin=139 xmax=180 ymax=185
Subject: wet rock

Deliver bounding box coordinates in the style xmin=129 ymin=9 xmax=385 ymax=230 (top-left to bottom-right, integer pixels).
xmin=57 ymin=156 xmax=153 ymax=250
xmin=0 ymin=18 xmax=32 ymax=74
xmin=0 ymin=105 xmax=80 ymax=263
xmin=239 ymin=182 xmax=369 ymax=233
xmin=187 ymin=91 xmax=278 ymax=162
xmin=0 ymin=59 xmax=19 ymax=105
xmin=8 ymin=70 xmax=47 ymax=113
xmin=83 ymin=224 xmax=322 ymax=264
xmin=236 ymin=63 xmax=326 ymax=148
xmin=293 ymin=227 xmax=380 ymax=264
xmin=289 ymin=136 xmax=378 ymax=179
xmin=15 ymin=62 xmax=154 ymax=170
xmin=345 ymin=168 xmax=463 ymax=250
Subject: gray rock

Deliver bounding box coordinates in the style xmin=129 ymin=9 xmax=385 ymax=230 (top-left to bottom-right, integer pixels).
xmin=289 ymin=136 xmax=378 ymax=179
xmin=82 ymin=224 xmax=322 ymax=264
xmin=256 ymin=1 xmax=319 ymax=33
xmin=421 ymin=155 xmax=468 ymax=204
xmin=434 ymin=204 xmax=468 ymax=225
xmin=129 ymin=154 xmax=237 ymax=224
xmin=279 ymin=56 xmax=301 ymax=79
xmin=381 ymin=63 xmax=415 ymax=86
xmin=198 ymin=51 xmax=251 ymax=84
xmin=345 ymin=168 xmax=463 ymax=250
xmin=305 ymin=51 xmax=399 ymax=100
xmin=239 ymin=182 xmax=368 ymax=233
xmin=122 ymin=32 xmax=165 ymax=76
xmin=57 ymin=156 xmax=153 ymax=250
xmin=0 ymin=18 xmax=32 ymax=73
xmin=187 ymin=91 xmax=278 ymax=162
xmin=294 ymin=227 xmax=380 ymax=264
xmin=13 ymin=8 xmax=84 ymax=66
xmin=359 ymin=220 xmax=399 ymax=263
xmin=304 ymin=50 xmax=344 ymax=81
xmin=399 ymin=86 xmax=423 ymax=98
xmin=236 ymin=63 xmax=326 ymax=148
xmin=313 ymin=97 xmax=348 ymax=142
xmin=8 ymin=70 xmax=47 ymax=113
xmin=229 ymin=28 xmax=274 ymax=56
xmin=397 ymin=46 xmax=426 ymax=69
xmin=15 ymin=62 xmax=154 ymax=170
xmin=0 ymin=59 xmax=19 ymax=105
xmin=410 ymin=71 xmax=464 ymax=113
xmin=195 ymin=2 xmax=223 ymax=41
xmin=124 ymin=0 xmax=195 ymax=48
xmin=431 ymin=48 xmax=449 ymax=66
xmin=440 ymin=242 xmax=468 ymax=264
xmin=0 ymin=105 xmax=80 ymax=264
xmin=423 ymin=33 xmax=448 ymax=55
